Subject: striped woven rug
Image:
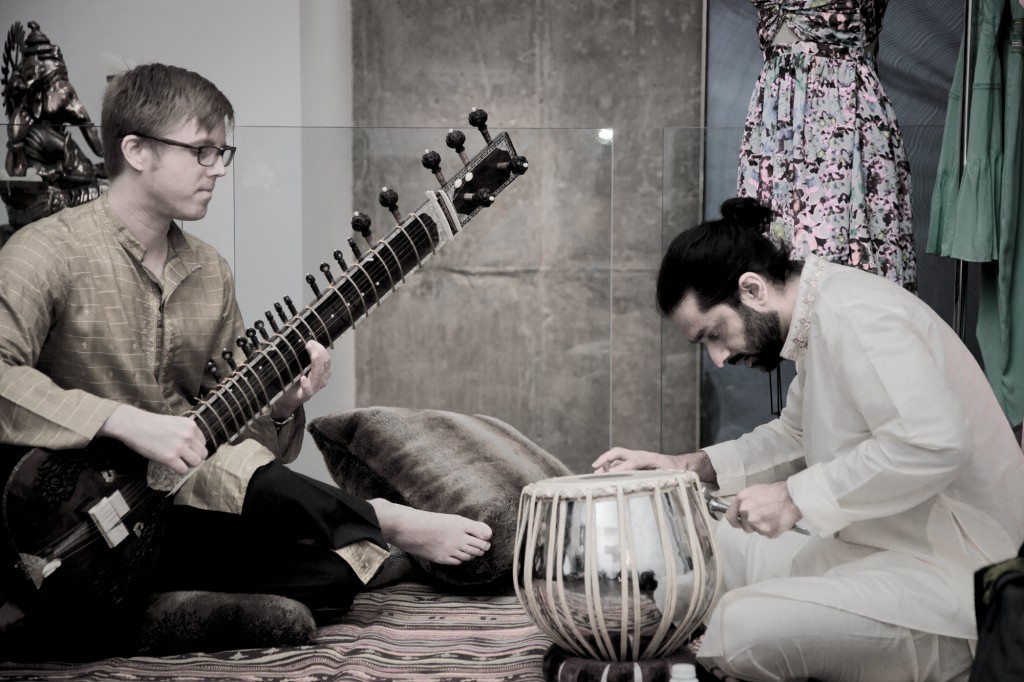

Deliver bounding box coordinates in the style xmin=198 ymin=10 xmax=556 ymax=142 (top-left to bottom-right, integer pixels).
xmin=0 ymin=582 xmax=555 ymax=681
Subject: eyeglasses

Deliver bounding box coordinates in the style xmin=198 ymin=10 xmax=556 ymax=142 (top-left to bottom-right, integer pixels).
xmin=130 ymin=132 xmax=236 ymax=167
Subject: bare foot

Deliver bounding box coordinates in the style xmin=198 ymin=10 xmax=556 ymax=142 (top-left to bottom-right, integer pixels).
xmin=369 ymin=499 xmax=493 ymax=565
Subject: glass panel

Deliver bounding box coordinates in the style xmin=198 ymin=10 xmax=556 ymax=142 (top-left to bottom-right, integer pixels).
xmin=660 ymin=126 xmax=704 ymax=454
xmin=232 ymin=126 xmax=613 ymax=480
xmin=0 ymin=116 xmax=984 ymax=473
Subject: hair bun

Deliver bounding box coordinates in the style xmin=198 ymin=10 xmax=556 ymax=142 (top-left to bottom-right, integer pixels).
xmin=720 ymin=197 xmax=773 ymax=232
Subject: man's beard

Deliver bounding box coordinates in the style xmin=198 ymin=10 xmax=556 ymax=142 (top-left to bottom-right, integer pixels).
xmin=729 ymin=304 xmax=785 ymax=372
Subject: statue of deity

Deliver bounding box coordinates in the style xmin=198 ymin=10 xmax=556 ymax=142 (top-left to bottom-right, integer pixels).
xmin=1 ymin=21 xmax=107 ymax=241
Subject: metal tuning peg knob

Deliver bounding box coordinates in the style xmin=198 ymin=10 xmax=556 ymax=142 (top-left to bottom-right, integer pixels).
xmin=377 ymin=187 xmax=402 ymax=224
xmin=352 ymin=211 xmax=374 ymax=244
xmin=254 ymin=320 xmax=270 ymax=341
xmin=499 ymin=154 xmax=529 ymax=175
xmin=468 ymin=108 xmax=491 ymax=144
xmin=445 ymin=129 xmax=470 ymax=166
xmin=319 ymin=262 xmax=334 ymax=283
xmin=421 ymin=149 xmax=446 ymax=186
xmin=333 ymin=249 xmax=349 ymax=272
xmin=265 ymin=310 xmax=281 ymax=334
xmin=462 ymin=188 xmax=495 ymax=209
xmin=206 ymin=359 xmax=221 ymax=382
xmin=348 ymin=237 xmax=363 ymax=260
xmin=245 ymin=328 xmax=261 ymax=350
xmin=236 ymin=336 xmax=251 ymax=359
xmin=222 ymin=348 xmax=237 ymax=370
xmin=305 ymin=274 xmax=321 ymax=298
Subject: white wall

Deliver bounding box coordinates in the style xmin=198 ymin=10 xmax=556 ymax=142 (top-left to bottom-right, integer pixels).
xmin=0 ymin=0 xmax=355 ymax=481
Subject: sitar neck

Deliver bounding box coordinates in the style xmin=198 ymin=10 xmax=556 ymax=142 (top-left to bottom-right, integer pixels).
xmin=190 ymin=198 xmax=450 ymax=451
xmin=185 ymin=129 xmax=524 ymax=454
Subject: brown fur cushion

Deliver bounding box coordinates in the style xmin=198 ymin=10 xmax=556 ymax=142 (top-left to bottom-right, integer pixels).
xmin=0 ymin=591 xmax=315 ymax=660
xmin=134 ymin=591 xmax=316 ymax=655
xmin=308 ymin=407 xmax=572 ymax=588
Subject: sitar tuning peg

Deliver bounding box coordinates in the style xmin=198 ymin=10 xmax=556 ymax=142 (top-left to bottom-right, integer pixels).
xmin=348 ymin=237 xmax=363 ymax=260
xmin=421 ymin=149 xmax=445 ymax=186
xmin=206 ymin=359 xmax=221 ymax=382
xmin=468 ymin=108 xmax=491 ymax=144
xmin=445 ymin=129 xmax=470 ymax=166
xmin=305 ymin=274 xmax=321 ymax=298
xmin=333 ymin=249 xmax=349 ymax=272
xmin=236 ymin=336 xmax=252 ymax=358
xmin=319 ymin=262 xmax=335 ymax=283
xmin=283 ymin=296 xmax=298 ymax=317
xmin=377 ymin=187 xmax=402 ymax=224
xmin=462 ymin=188 xmax=495 ymax=209
xmin=352 ymin=211 xmax=374 ymax=243
xmin=246 ymin=328 xmax=261 ymax=349
xmin=499 ymin=154 xmax=529 ymax=175
xmin=264 ymin=310 xmax=281 ymax=334
xmin=254 ymin=319 xmax=270 ymax=341
xmin=222 ymin=348 xmax=237 ymax=370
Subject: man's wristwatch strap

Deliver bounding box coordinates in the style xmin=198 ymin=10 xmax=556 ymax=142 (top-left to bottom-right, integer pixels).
xmin=271 ymin=412 xmax=296 ymax=430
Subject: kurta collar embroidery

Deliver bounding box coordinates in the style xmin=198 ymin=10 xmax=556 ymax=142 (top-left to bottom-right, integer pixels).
xmin=781 ymin=254 xmax=827 ymax=361
xmin=99 ymin=193 xmax=146 ymax=262
xmin=164 ymin=228 xmax=203 ymax=291
xmin=98 ymin=194 xmax=203 ymax=287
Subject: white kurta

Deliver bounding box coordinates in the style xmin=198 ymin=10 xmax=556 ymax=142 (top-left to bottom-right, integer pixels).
xmin=702 ymin=254 xmax=1024 ymax=641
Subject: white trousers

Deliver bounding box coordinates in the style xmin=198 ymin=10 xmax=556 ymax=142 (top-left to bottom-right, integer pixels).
xmin=695 ymin=523 xmax=974 ymax=682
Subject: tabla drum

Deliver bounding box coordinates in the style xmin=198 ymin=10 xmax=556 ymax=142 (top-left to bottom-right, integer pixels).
xmin=513 ymin=470 xmax=720 ymax=662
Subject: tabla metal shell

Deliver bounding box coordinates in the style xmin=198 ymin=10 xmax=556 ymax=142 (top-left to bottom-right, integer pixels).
xmin=513 ymin=470 xmax=721 ymax=662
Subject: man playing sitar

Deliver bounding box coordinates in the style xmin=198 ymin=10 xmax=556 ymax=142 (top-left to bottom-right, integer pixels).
xmin=0 ymin=63 xmax=492 ymax=657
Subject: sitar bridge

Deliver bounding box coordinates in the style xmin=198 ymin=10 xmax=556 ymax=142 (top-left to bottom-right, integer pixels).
xmin=87 ymin=489 xmax=131 ymax=548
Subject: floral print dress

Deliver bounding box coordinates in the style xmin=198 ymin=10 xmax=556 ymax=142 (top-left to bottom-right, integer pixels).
xmin=739 ymin=0 xmax=916 ymax=291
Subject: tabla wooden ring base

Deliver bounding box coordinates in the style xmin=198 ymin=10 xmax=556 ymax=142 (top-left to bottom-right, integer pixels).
xmin=542 ymin=642 xmax=706 ymax=682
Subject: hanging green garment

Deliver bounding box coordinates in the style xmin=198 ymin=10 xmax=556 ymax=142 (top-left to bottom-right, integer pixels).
xmin=928 ymin=0 xmax=1003 ymax=261
xmin=928 ymin=0 xmax=1024 ymax=426
xmin=979 ymin=4 xmax=1024 ymax=427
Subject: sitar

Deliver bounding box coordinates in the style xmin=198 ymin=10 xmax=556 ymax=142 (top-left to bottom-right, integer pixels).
xmin=0 ymin=111 xmax=527 ymax=638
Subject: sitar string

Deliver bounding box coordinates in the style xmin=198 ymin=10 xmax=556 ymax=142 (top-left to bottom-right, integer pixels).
xmin=190 ymin=135 xmax=511 ymax=449
xmin=190 ymin=213 xmax=441 ymax=449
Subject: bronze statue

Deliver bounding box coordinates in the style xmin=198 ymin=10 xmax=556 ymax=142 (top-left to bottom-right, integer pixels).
xmin=1 ymin=21 xmax=107 ymax=240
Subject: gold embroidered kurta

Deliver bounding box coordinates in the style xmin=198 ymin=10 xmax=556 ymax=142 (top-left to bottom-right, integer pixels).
xmin=0 ymin=195 xmax=303 ymax=514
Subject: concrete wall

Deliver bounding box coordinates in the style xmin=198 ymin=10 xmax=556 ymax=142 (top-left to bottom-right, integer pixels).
xmin=350 ymin=0 xmax=706 ymax=472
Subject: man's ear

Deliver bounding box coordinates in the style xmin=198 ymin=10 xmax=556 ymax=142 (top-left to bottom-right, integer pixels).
xmin=737 ymin=272 xmax=770 ymax=308
xmin=120 ymin=134 xmax=148 ymax=172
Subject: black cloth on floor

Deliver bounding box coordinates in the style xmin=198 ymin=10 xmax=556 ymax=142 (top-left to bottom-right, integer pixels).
xmin=153 ymin=462 xmax=387 ymax=623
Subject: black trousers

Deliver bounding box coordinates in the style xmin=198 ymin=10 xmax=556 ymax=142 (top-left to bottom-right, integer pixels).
xmin=153 ymin=462 xmax=387 ymax=623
